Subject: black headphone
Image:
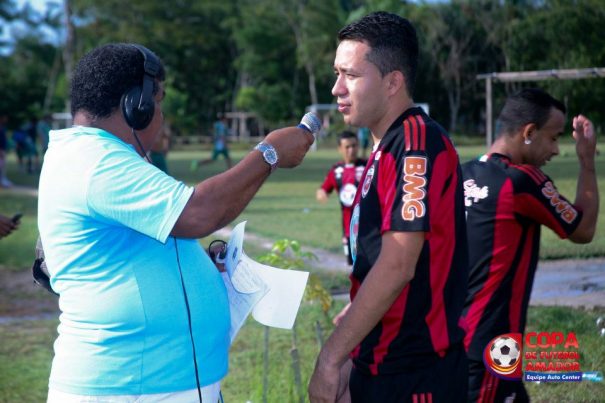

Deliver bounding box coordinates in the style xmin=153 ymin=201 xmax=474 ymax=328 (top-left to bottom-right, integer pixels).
xmin=121 ymin=44 xmax=161 ymax=131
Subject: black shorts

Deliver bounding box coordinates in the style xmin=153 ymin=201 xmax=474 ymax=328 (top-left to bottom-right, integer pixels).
xmin=468 ymin=359 xmax=529 ymax=403
xmin=349 ymin=346 xmax=468 ymax=403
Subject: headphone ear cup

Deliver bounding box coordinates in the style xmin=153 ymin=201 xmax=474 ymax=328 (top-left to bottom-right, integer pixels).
xmin=121 ymin=85 xmax=155 ymax=130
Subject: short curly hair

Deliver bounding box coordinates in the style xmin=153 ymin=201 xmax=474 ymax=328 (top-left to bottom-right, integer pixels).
xmin=70 ymin=43 xmax=166 ymax=119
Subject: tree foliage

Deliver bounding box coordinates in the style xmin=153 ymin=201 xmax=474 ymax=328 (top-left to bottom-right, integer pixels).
xmin=1 ymin=0 xmax=604 ymax=134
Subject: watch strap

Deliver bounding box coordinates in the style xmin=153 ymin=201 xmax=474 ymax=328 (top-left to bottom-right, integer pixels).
xmin=254 ymin=141 xmax=278 ymax=172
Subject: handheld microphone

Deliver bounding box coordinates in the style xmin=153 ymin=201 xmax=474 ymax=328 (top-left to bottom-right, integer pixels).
xmin=297 ymin=112 xmax=322 ymax=136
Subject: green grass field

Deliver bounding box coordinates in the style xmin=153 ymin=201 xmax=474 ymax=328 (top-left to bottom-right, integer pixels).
xmin=1 ymin=305 xmax=603 ymax=402
xmin=0 ymin=140 xmax=603 ymax=401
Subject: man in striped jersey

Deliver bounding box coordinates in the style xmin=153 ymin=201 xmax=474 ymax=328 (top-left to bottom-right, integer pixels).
xmin=309 ymin=11 xmax=469 ymax=402
xmin=462 ymin=88 xmax=599 ymax=402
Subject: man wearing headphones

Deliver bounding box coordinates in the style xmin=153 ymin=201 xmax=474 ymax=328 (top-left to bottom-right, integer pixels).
xmin=38 ymin=43 xmax=314 ymax=402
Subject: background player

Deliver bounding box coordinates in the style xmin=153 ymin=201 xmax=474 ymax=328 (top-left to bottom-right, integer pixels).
xmin=462 ymin=88 xmax=599 ymax=402
xmin=316 ymin=130 xmax=367 ymax=265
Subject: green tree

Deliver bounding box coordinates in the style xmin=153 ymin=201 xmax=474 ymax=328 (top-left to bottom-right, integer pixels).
xmin=71 ymin=0 xmax=239 ymax=135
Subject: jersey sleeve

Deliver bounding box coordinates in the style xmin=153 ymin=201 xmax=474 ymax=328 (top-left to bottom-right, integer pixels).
xmin=321 ymin=167 xmax=336 ymax=193
xmin=377 ymin=127 xmax=431 ymax=234
xmin=511 ymin=166 xmax=582 ymax=239
xmin=87 ymin=148 xmax=194 ymax=243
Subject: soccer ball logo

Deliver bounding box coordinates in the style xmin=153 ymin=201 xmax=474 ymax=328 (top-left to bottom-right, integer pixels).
xmin=488 ymin=336 xmax=521 ymax=375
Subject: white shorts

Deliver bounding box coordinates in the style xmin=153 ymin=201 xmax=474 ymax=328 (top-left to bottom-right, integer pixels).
xmin=47 ymin=382 xmax=221 ymax=403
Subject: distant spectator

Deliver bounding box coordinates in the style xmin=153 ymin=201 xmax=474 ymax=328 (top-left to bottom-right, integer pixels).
xmin=0 ymin=115 xmax=12 ymax=187
xmin=149 ymin=123 xmax=172 ymax=174
xmin=356 ymin=126 xmax=370 ymax=158
xmin=24 ymin=118 xmax=40 ymax=171
xmin=37 ymin=114 xmax=52 ymax=155
xmin=191 ymin=115 xmax=232 ymax=171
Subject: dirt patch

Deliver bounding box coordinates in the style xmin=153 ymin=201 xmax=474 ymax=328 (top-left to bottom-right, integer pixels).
xmin=530 ymin=258 xmax=605 ymax=308
xmin=1 ymin=254 xmax=603 ymax=321
xmin=0 ymin=267 xmax=59 ymax=321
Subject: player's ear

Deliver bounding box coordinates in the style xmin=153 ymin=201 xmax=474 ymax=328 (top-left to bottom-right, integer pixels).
xmin=521 ymin=123 xmax=537 ymax=144
xmin=385 ymin=70 xmax=405 ymax=96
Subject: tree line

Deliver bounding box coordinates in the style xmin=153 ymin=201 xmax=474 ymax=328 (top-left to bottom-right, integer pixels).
xmin=1 ymin=0 xmax=604 ymax=137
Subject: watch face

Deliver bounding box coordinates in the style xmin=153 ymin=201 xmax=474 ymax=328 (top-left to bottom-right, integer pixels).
xmin=264 ymin=149 xmax=278 ymax=165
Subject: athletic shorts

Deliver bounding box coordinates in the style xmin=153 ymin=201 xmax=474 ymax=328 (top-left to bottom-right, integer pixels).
xmin=468 ymin=359 xmax=529 ymax=403
xmin=349 ymin=345 xmax=468 ymax=403
xmin=212 ymin=148 xmax=230 ymax=160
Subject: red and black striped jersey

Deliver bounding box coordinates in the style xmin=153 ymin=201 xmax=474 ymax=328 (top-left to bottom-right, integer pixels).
xmin=348 ymin=107 xmax=469 ymax=375
xmin=462 ymin=153 xmax=582 ymax=360
xmin=320 ymin=159 xmax=367 ymax=236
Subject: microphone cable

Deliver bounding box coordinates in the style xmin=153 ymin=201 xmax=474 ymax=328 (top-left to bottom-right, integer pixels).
xmin=131 ymin=128 xmax=152 ymax=163
xmin=174 ymin=237 xmax=203 ymax=403
xmin=131 ymin=128 xmax=203 ymax=401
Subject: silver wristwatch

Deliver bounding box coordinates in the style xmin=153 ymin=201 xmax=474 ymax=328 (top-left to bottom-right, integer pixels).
xmin=254 ymin=141 xmax=278 ymax=172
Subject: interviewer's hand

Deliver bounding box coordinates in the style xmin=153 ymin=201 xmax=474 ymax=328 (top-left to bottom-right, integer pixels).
xmin=265 ymin=126 xmax=314 ymax=168
xmin=208 ymin=240 xmax=227 ymax=272
xmin=0 ymin=214 xmax=18 ymax=239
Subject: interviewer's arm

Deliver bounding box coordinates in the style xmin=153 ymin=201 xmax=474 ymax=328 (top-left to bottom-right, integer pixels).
xmin=172 ymin=127 xmax=313 ymax=238
xmin=308 ymin=231 xmax=424 ymax=402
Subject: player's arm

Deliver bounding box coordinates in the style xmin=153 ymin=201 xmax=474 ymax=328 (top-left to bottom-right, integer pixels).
xmin=317 ymin=170 xmax=336 ymax=203
xmin=316 ymin=188 xmax=329 ymax=203
xmin=172 ymin=126 xmax=313 ymax=238
xmin=308 ymin=230 xmax=423 ymax=402
xmin=568 ymin=115 xmax=599 ymax=243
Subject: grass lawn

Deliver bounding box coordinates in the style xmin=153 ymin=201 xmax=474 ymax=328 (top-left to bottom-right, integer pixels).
xmin=1 ymin=305 xmax=603 ymax=402
xmin=0 ymin=139 xmax=603 ymax=401
xmin=1 ymin=140 xmax=604 ymax=267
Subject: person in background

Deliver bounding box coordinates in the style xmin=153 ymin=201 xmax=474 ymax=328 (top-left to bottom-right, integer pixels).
xmin=37 ymin=114 xmax=52 ymax=156
xmin=316 ymin=130 xmax=366 ymax=266
xmin=191 ymin=114 xmax=233 ymax=171
xmin=462 ymin=88 xmax=598 ymax=403
xmin=309 ymin=11 xmax=469 ymax=402
xmin=356 ymin=126 xmax=370 ymax=158
xmin=149 ymin=122 xmax=171 ymax=174
xmin=0 ymin=115 xmax=12 ymax=187
xmin=38 ymin=43 xmax=314 ymax=402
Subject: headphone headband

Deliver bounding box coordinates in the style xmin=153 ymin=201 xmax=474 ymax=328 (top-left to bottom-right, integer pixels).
xmin=131 ymin=44 xmax=160 ymax=79
xmin=121 ymin=44 xmax=161 ymax=131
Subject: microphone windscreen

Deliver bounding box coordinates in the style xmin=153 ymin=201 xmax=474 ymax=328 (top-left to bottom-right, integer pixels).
xmin=298 ymin=112 xmax=322 ymax=135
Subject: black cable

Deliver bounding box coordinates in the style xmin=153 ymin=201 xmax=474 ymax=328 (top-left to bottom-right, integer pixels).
xmin=173 ymin=237 xmax=203 ymax=403
xmin=131 ymin=128 xmax=152 ymax=163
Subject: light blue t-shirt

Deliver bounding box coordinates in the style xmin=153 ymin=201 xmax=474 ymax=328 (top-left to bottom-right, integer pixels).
xmin=38 ymin=126 xmax=230 ymax=395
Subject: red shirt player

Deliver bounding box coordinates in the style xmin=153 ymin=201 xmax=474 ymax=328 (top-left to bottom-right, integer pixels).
xmin=309 ymin=12 xmax=469 ymax=403
xmin=317 ymin=130 xmax=367 ymax=265
xmin=462 ymin=89 xmax=599 ymax=403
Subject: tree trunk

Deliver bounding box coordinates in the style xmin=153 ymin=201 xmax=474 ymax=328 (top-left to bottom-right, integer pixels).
xmin=306 ymin=62 xmax=318 ymax=106
xmin=62 ymin=0 xmax=75 ymax=115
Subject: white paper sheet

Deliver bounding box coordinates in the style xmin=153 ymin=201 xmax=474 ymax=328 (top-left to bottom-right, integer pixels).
xmin=220 ymin=221 xmax=309 ymax=341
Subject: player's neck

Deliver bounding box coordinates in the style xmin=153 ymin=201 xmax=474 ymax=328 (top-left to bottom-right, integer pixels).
xmin=489 ymin=136 xmax=522 ymax=164
xmin=370 ymin=98 xmax=415 ymax=144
